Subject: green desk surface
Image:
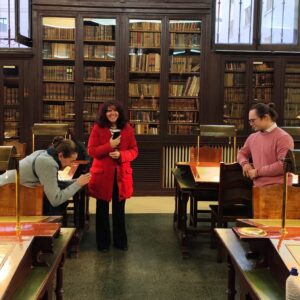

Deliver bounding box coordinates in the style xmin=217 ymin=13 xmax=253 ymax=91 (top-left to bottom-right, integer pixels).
xmin=12 ymin=228 xmax=75 ymax=300
xmin=0 ymin=216 xmax=62 ymax=223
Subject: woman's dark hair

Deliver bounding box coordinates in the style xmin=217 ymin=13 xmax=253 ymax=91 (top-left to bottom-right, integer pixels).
xmin=251 ymin=102 xmax=278 ymax=121
xmin=52 ymin=136 xmax=77 ymax=158
xmin=96 ymin=100 xmax=127 ymax=129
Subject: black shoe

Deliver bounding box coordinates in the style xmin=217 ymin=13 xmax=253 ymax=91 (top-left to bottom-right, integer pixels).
xmin=114 ymin=244 xmax=128 ymax=251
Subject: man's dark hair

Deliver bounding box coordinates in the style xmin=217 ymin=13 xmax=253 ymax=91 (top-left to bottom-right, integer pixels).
xmin=251 ymin=102 xmax=278 ymax=121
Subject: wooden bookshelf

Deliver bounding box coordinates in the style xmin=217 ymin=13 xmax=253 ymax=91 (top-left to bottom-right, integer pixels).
xmin=168 ymin=20 xmax=201 ymax=135
xmin=1 ymin=65 xmax=22 ymax=140
xmin=41 ymin=17 xmax=76 ymax=132
xmin=128 ymin=19 xmax=161 ymax=135
xmin=284 ymin=62 xmax=300 ymax=126
xmin=83 ymin=18 xmax=116 ymax=134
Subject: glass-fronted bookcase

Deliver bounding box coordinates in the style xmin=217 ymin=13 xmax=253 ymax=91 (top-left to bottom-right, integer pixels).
xmin=222 ymin=57 xmax=276 ymax=132
xmin=0 ymin=63 xmax=24 ymax=142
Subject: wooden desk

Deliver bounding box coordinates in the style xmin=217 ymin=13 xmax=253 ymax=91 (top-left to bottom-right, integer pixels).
xmin=216 ymin=227 xmax=300 ymax=300
xmin=173 ymin=162 xmax=220 ymax=256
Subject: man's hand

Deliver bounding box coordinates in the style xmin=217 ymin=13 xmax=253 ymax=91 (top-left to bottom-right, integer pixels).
xmin=109 ymin=150 xmax=120 ymax=160
xmin=76 ymin=173 xmax=91 ymax=187
xmin=247 ymin=168 xmax=258 ymax=180
xmin=242 ymin=163 xmax=254 ymax=177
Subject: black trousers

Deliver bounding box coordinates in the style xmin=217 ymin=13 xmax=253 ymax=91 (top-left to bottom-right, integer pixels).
xmin=96 ymin=173 xmax=127 ymax=250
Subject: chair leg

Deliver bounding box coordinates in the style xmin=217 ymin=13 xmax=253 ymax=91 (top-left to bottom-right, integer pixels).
xmin=192 ymin=196 xmax=197 ymax=227
xmin=210 ymin=214 xmax=216 ymax=249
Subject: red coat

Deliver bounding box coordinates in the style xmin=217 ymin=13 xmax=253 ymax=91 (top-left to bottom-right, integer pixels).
xmin=87 ymin=123 xmax=138 ymax=201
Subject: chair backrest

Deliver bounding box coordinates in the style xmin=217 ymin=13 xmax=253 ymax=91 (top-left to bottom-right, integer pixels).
xmin=197 ymin=125 xmax=237 ymax=160
xmin=218 ymin=162 xmax=253 ymax=214
xmin=281 ymin=127 xmax=300 ymax=140
xmin=253 ymin=184 xmax=300 ymax=219
xmin=0 ymin=183 xmax=44 ymax=216
xmin=190 ymin=146 xmax=222 ymax=163
xmin=32 ymin=123 xmax=70 ymax=151
xmin=0 ymin=146 xmax=17 ymax=171
xmin=3 ymin=140 xmax=27 ymax=159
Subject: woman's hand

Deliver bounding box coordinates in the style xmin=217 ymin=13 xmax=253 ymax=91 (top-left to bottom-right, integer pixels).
xmin=76 ymin=173 xmax=91 ymax=187
xmin=242 ymin=163 xmax=253 ymax=177
xmin=109 ymin=150 xmax=120 ymax=160
xmin=110 ymin=136 xmax=121 ymax=149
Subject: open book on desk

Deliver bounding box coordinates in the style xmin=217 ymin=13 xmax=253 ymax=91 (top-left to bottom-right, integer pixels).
xmin=57 ymin=160 xmax=88 ymax=181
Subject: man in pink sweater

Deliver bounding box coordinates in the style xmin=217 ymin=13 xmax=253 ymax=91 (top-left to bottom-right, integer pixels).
xmin=237 ymin=103 xmax=294 ymax=187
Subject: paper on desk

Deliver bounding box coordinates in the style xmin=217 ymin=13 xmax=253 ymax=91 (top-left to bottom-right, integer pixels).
xmin=286 ymin=245 xmax=300 ymax=266
xmin=195 ymin=166 xmax=220 ymax=182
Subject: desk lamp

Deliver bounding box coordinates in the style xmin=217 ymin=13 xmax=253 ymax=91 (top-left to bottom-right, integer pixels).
xmin=0 ymin=146 xmax=20 ymax=231
xmin=281 ymin=149 xmax=300 ymax=234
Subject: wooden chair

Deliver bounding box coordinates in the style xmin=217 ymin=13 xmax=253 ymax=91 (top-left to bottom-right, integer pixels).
xmin=32 ymin=123 xmax=70 ymax=151
xmin=3 ymin=140 xmax=27 ymax=159
xmin=189 ymin=146 xmax=222 ymax=227
xmin=0 ymin=146 xmax=17 ymax=172
xmin=253 ymin=184 xmax=300 ymax=219
xmin=210 ymin=162 xmax=253 ymax=260
xmin=0 ymin=183 xmax=44 ymax=216
xmin=189 ymin=124 xmax=237 ymax=227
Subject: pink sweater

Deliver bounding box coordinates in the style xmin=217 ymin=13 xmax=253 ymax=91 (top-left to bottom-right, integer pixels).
xmin=237 ymin=127 xmax=294 ymax=187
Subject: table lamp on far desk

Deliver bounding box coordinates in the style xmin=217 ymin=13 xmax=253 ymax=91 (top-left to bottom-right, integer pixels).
xmin=282 ymin=149 xmax=300 ymax=234
xmin=0 ymin=145 xmax=21 ymax=231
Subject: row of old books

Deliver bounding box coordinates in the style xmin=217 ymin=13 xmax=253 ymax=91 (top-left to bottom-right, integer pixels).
xmin=168 ymin=98 xmax=198 ymax=110
xmin=252 ymin=73 xmax=273 ymax=86
xmin=43 ymin=26 xmax=75 ymax=40
xmin=43 ymin=66 xmax=74 ymax=81
xmin=84 ymin=45 xmax=115 ymax=59
xmin=84 ymin=66 xmax=115 ymax=81
xmin=84 ymin=25 xmax=115 ymax=41
xmin=253 ymin=63 xmax=273 ymax=72
xmin=224 ymin=73 xmax=246 ymax=86
xmin=225 ymin=63 xmax=246 ymax=72
xmin=129 ymin=98 xmax=158 ymax=109
xmin=169 ymin=22 xmax=201 ymax=32
xmin=169 ymin=76 xmax=200 ymax=97
xmin=253 ymin=88 xmax=272 ymax=103
xmin=129 ymin=32 xmax=161 ymax=48
xmin=83 ymin=103 xmax=100 ymax=120
xmin=43 ymin=43 xmax=75 ymax=59
xmin=285 ymin=88 xmax=300 ymax=102
xmin=130 ymin=53 xmax=160 ymax=72
xmin=43 ymin=83 xmax=74 ymax=100
xmin=224 ymin=102 xmax=245 ymax=118
xmin=43 ymin=103 xmax=75 ymax=119
xmin=133 ymin=123 xmax=159 ymax=135
xmin=129 ymin=110 xmax=159 ymax=122
xmin=84 ymin=85 xmax=115 ymax=100
xmin=170 ymin=33 xmax=201 ymax=48
xmin=129 ymin=82 xmax=160 ymax=97
xmin=168 ymin=124 xmax=194 ymax=135
xmin=285 ymin=74 xmax=300 ymax=86
xmin=4 ymin=109 xmax=20 ymax=121
xmin=285 ymin=64 xmax=300 ymax=73
xmin=3 ymin=87 xmax=19 ymax=104
xmin=223 ymin=118 xmax=244 ymax=131
xmin=224 ymin=88 xmax=246 ymax=102
xmin=284 ymin=103 xmax=300 ymax=118
xmin=168 ymin=111 xmax=198 ymax=123
xmin=170 ymin=56 xmax=200 ymax=73
xmin=129 ymin=22 xmax=161 ymax=31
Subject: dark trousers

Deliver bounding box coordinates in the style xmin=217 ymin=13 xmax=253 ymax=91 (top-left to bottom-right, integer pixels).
xmin=96 ymin=174 xmax=127 ymax=250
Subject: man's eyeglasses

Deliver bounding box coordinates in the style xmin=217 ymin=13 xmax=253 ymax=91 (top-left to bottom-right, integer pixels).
xmin=249 ymin=118 xmax=257 ymax=124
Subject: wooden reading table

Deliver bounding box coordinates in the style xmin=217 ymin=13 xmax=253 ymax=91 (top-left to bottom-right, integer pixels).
xmin=173 ymin=162 xmax=220 ymax=256
xmin=216 ymin=219 xmax=300 ymax=300
xmin=0 ymin=217 xmax=75 ymax=299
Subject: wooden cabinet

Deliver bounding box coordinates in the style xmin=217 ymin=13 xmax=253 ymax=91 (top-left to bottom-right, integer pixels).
xmin=283 ymin=61 xmax=300 ymax=126
xmin=222 ymin=57 xmax=279 ymax=132
xmin=0 ymin=62 xmax=24 ymax=143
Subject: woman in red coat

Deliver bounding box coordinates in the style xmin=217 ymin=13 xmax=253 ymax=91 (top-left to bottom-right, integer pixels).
xmin=88 ymin=101 xmax=138 ymax=251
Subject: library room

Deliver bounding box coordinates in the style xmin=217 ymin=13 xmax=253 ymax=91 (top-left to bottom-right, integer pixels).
xmin=0 ymin=0 xmax=300 ymax=299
